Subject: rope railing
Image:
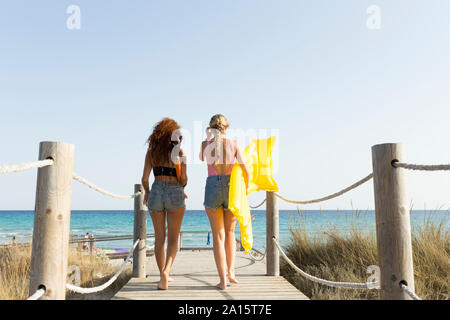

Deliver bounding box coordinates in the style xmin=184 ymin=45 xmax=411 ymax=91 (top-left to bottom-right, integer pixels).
xmin=73 ymin=173 xmax=141 ymax=199
xmin=274 ymin=173 xmax=373 ymax=205
xmin=392 ymin=162 xmax=450 ymax=171
xmin=0 ymin=159 xmax=54 ymax=175
xmin=66 ymin=239 xmax=140 ymax=294
xmin=27 ymin=288 xmax=46 ymax=300
xmin=250 ymin=198 xmax=266 ymax=209
xmin=8 ymin=140 xmax=445 ymax=301
xmin=236 ymin=234 xmax=266 ymax=261
xmin=272 ymin=237 xmax=379 ymax=290
xmin=69 ymin=234 xmax=155 ymax=244
xmin=249 ymin=247 xmax=266 ymax=262
xmin=400 ymin=283 xmax=422 ymax=300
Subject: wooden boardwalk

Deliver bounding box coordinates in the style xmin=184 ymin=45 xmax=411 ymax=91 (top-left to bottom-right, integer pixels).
xmin=113 ymin=251 xmax=309 ymax=300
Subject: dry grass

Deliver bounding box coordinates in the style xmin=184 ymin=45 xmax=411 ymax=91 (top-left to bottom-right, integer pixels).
xmin=0 ymin=245 xmax=131 ymax=300
xmin=65 ymin=249 xmax=132 ymax=300
xmin=280 ymin=210 xmax=449 ymax=300
xmin=0 ymin=244 xmax=31 ymax=300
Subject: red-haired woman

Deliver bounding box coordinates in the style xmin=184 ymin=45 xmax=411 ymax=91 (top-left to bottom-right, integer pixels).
xmin=141 ymin=118 xmax=187 ymax=290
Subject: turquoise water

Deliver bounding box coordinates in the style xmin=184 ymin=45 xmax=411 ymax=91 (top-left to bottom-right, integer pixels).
xmin=0 ymin=210 xmax=448 ymax=251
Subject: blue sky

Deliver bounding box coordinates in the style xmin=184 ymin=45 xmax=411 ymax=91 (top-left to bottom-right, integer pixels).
xmin=1 ymin=1 xmax=449 ymax=210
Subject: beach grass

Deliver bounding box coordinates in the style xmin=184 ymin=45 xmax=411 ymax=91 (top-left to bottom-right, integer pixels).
xmin=0 ymin=245 xmax=131 ymax=300
xmin=65 ymin=249 xmax=132 ymax=300
xmin=0 ymin=244 xmax=31 ymax=300
xmin=280 ymin=209 xmax=449 ymax=300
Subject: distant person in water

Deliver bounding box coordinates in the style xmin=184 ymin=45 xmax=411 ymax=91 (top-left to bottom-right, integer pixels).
xmin=90 ymin=234 xmax=96 ymax=251
xmin=200 ymin=114 xmax=250 ymax=290
xmin=11 ymin=236 xmax=16 ymax=245
xmin=142 ymin=117 xmax=187 ymax=290
xmin=83 ymin=232 xmax=89 ymax=251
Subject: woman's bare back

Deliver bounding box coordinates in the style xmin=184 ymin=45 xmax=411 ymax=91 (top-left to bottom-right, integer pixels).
xmin=201 ymin=138 xmax=237 ymax=175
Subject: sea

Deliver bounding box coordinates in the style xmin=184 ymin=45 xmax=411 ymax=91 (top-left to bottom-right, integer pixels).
xmin=0 ymin=210 xmax=448 ymax=251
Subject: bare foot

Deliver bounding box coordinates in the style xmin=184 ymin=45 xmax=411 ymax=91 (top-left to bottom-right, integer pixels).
xmin=216 ymin=282 xmax=227 ymax=290
xmin=157 ymin=271 xmax=169 ymax=290
xmin=168 ymin=276 xmax=175 ymax=282
xmin=228 ymin=273 xmax=239 ymax=284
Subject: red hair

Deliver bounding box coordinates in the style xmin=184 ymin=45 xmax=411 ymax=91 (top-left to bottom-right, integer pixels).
xmin=146 ymin=118 xmax=181 ymax=166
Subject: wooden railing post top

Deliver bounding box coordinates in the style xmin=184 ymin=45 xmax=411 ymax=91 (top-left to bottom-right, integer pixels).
xmin=38 ymin=141 xmax=75 ymax=162
xmin=39 ymin=141 xmax=75 ymax=150
xmin=371 ymin=143 xmax=407 ymax=172
xmin=371 ymin=142 xmax=403 ymax=152
xmin=39 ymin=140 xmax=74 ymax=145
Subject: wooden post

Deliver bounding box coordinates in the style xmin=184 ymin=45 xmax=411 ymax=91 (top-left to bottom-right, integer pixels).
xmin=29 ymin=141 xmax=74 ymax=300
xmin=266 ymin=191 xmax=279 ymax=276
xmin=371 ymin=143 xmax=415 ymax=300
xmin=179 ymin=232 xmax=183 ymax=250
xmin=88 ymin=236 xmax=93 ymax=254
xmin=133 ymin=184 xmax=147 ymax=278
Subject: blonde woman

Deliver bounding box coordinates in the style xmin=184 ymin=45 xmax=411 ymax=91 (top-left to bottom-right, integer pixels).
xmin=199 ymin=114 xmax=249 ymax=290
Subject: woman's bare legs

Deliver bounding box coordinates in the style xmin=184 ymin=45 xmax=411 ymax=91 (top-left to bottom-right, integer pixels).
xmin=158 ymin=207 xmax=185 ymax=290
xmin=205 ymin=207 xmax=227 ymax=290
xmin=224 ymin=209 xmax=238 ymax=284
xmin=149 ymin=210 xmax=166 ymax=281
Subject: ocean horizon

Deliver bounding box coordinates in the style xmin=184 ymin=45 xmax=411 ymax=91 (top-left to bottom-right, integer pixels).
xmin=0 ymin=209 xmax=448 ymax=252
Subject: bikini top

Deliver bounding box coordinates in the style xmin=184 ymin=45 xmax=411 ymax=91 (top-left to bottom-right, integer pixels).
xmin=153 ymin=166 xmax=177 ymax=177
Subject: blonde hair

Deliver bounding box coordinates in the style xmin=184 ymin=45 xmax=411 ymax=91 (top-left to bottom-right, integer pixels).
xmin=209 ymin=114 xmax=229 ymax=134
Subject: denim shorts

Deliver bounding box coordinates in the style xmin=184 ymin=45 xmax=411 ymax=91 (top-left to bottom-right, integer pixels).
xmin=147 ymin=181 xmax=185 ymax=212
xmin=203 ymin=175 xmax=231 ymax=210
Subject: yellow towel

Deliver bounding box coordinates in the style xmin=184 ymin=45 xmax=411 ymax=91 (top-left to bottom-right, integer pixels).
xmin=228 ymin=136 xmax=279 ymax=253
